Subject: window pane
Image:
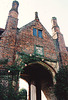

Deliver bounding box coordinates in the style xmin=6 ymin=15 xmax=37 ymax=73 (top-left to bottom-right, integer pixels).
xmin=38 ymin=30 xmax=42 ymax=38
xmin=33 ymin=28 xmax=37 ymax=36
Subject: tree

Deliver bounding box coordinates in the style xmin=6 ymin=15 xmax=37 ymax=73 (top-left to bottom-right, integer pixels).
xmin=0 ymin=82 xmax=19 ymax=100
xmin=0 ymin=52 xmax=40 ymax=100
xmin=54 ymin=65 xmax=68 ymax=100
xmin=0 ymin=83 xmax=27 ymax=100
xmin=0 ymin=83 xmax=8 ymax=100
xmin=18 ymin=88 xmax=27 ymax=100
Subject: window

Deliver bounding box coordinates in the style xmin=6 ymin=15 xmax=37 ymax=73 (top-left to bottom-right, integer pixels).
xmin=35 ymin=45 xmax=44 ymax=56
xmin=33 ymin=28 xmax=43 ymax=38
xmin=33 ymin=28 xmax=37 ymax=36
xmin=38 ymin=30 xmax=42 ymax=38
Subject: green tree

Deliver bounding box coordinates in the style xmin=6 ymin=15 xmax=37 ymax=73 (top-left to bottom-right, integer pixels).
xmin=54 ymin=65 xmax=68 ymax=100
xmin=0 ymin=84 xmax=8 ymax=100
xmin=0 ymin=83 xmax=18 ymax=100
xmin=0 ymin=83 xmax=27 ymax=100
xmin=19 ymin=88 xmax=27 ymax=100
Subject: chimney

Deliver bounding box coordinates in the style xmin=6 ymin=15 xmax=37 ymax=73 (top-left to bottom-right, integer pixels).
xmin=51 ymin=17 xmax=60 ymax=37
xmin=5 ymin=0 xmax=19 ymax=31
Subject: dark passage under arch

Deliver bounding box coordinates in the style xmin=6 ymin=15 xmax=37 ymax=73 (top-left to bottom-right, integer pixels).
xmin=20 ymin=62 xmax=54 ymax=100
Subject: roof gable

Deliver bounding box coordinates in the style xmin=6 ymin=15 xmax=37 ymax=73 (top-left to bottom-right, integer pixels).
xmin=17 ymin=19 xmax=58 ymax=61
xmin=19 ymin=19 xmax=52 ymax=40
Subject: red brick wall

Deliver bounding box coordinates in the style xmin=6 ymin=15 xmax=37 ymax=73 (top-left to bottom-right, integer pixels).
xmin=0 ymin=2 xmax=68 ymax=67
xmin=16 ymin=20 xmax=58 ymax=61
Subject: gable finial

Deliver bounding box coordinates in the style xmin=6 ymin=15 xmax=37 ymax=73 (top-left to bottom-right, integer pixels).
xmin=35 ymin=12 xmax=39 ymax=21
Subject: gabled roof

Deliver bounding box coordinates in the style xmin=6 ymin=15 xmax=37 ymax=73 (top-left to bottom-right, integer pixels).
xmin=19 ymin=12 xmax=53 ymax=40
xmin=19 ymin=19 xmax=53 ymax=40
xmin=19 ymin=20 xmax=36 ymax=32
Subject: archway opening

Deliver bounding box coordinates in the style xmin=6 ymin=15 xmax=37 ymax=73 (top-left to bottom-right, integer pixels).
xmin=20 ymin=62 xmax=54 ymax=100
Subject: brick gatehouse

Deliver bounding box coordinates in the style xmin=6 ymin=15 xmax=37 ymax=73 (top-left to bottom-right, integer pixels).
xmin=0 ymin=1 xmax=68 ymax=100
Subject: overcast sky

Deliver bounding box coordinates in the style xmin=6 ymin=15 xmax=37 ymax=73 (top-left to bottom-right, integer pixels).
xmin=0 ymin=0 xmax=68 ymax=46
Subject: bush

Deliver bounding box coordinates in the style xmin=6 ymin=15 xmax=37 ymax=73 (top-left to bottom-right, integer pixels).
xmin=18 ymin=88 xmax=27 ymax=100
xmin=54 ymin=65 xmax=68 ymax=100
xmin=0 ymin=83 xmax=27 ymax=100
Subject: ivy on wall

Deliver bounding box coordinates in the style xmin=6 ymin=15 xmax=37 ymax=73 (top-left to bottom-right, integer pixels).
xmin=17 ymin=51 xmax=42 ymax=66
xmin=0 ymin=59 xmax=8 ymax=64
xmin=0 ymin=51 xmax=43 ymax=100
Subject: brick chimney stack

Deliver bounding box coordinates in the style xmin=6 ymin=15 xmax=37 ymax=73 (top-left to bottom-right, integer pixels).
xmin=51 ymin=17 xmax=68 ymax=66
xmin=1 ymin=1 xmax=19 ymax=65
xmin=5 ymin=0 xmax=19 ymax=32
xmin=51 ymin=17 xmax=60 ymax=39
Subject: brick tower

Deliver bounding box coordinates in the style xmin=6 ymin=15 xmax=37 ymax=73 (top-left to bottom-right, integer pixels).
xmin=51 ymin=17 xmax=68 ymax=66
xmin=1 ymin=1 xmax=19 ymax=65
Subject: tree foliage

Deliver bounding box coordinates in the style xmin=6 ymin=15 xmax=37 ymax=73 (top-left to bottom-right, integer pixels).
xmin=54 ymin=65 xmax=68 ymax=100
xmin=0 ymin=51 xmax=43 ymax=100
xmin=19 ymin=88 xmax=27 ymax=100
xmin=17 ymin=51 xmax=42 ymax=67
xmin=0 ymin=83 xmax=18 ymax=100
xmin=0 ymin=83 xmax=27 ymax=100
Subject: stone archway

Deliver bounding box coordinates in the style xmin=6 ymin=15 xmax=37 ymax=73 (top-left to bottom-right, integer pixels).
xmin=20 ymin=62 xmax=57 ymax=100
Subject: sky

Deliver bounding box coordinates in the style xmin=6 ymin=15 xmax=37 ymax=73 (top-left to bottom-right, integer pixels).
xmin=0 ymin=0 xmax=68 ymax=46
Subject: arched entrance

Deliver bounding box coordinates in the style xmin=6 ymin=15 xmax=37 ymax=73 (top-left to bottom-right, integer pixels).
xmin=20 ymin=62 xmax=56 ymax=100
